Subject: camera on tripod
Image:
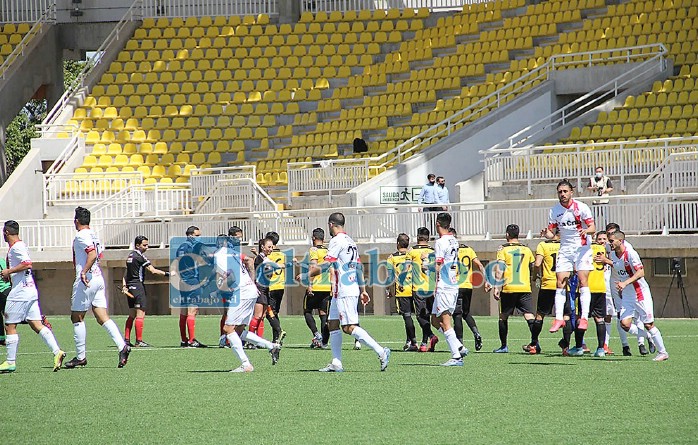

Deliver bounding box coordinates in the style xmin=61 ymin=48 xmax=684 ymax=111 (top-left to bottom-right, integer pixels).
xmin=671 ymin=258 xmax=682 ymax=275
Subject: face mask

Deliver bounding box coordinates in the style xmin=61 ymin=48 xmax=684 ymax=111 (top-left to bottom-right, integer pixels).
xmin=595 ymin=173 xmax=603 ymax=179
xmin=429 ymin=180 xmax=435 ymax=184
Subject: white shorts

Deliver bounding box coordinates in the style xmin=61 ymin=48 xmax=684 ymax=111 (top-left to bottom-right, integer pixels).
xmin=619 ymin=292 xmax=655 ymax=324
xmin=225 ymin=298 xmax=256 ymax=326
xmin=4 ymin=299 xmax=42 ymax=324
xmin=605 ymin=293 xmax=616 ymax=316
xmin=329 ymin=295 xmax=359 ymax=326
xmin=556 ymin=246 xmax=593 ymax=273
xmin=432 ymin=288 xmax=458 ymax=316
xmin=71 ymin=275 xmax=107 ymax=312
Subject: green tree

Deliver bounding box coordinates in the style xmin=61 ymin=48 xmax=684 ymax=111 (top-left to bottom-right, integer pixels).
xmin=4 ymin=59 xmax=86 ymax=174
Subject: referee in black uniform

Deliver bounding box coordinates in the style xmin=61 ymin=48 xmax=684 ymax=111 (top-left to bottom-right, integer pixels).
xmin=122 ymin=235 xmax=170 ymax=347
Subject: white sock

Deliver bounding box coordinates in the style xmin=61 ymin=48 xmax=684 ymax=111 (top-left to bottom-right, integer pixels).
xmin=629 ymin=321 xmax=647 ymax=345
xmin=5 ymin=333 xmax=18 ymax=363
xmin=604 ymin=321 xmax=612 ymax=345
xmin=240 ymin=330 xmax=273 ymax=350
xmin=648 ymin=327 xmax=667 ymax=354
xmin=579 ymin=287 xmax=591 ymax=319
xmin=226 ymin=332 xmax=249 ymax=365
xmin=554 ymin=288 xmax=566 ymax=320
xmin=102 ymin=319 xmax=127 ymax=351
xmin=39 ymin=327 xmax=60 ymax=355
xmin=330 ymin=329 xmax=342 ymax=364
xmin=443 ymin=328 xmax=464 ymax=359
xmin=74 ymin=322 xmax=87 ymax=360
xmin=616 ymin=319 xmax=629 ymax=346
xmin=351 ymin=326 xmax=384 ymax=356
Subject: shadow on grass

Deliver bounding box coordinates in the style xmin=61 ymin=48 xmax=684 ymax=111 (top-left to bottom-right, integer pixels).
xmin=508 ymin=362 xmax=576 ymax=366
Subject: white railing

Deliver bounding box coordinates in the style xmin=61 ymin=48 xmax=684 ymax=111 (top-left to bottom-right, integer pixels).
xmin=141 ymin=0 xmax=278 ymax=17
xmin=483 ymin=136 xmax=698 ymax=195
xmin=43 ymin=172 xmax=144 ymax=207
xmin=486 ymin=44 xmax=668 ymax=151
xmin=287 ymin=158 xmax=372 ymax=204
xmin=301 ymin=0 xmax=483 ymax=12
xmin=196 ymin=178 xmax=278 ymax=214
xmin=288 ymin=45 xmax=666 ymax=199
xmin=638 ymin=151 xmax=698 ymax=195
xmin=0 ymin=0 xmax=55 ymax=23
xmin=190 ymin=165 xmax=256 ymax=203
xmin=42 ymin=0 xmax=142 ymax=126
xmin=91 ymin=183 xmax=192 ymax=220
xmin=12 ymin=193 xmax=698 ymax=250
xmin=0 ymin=4 xmax=54 ymax=81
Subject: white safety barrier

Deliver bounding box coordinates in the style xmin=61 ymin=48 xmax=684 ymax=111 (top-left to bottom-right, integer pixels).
xmin=141 ymin=0 xmax=278 ymax=17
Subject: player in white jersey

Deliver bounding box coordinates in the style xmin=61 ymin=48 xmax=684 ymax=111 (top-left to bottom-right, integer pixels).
xmin=301 ymin=212 xmax=390 ymax=372
xmin=0 ymin=220 xmax=65 ymax=373
xmin=215 ymin=234 xmax=281 ymax=372
xmin=64 ymin=207 xmax=131 ymax=369
xmin=541 ymin=179 xmax=596 ymax=333
xmin=608 ymin=231 xmax=668 ymax=361
xmin=430 ymin=213 xmax=469 ymax=366
xmin=603 ymin=223 xmax=653 ymax=356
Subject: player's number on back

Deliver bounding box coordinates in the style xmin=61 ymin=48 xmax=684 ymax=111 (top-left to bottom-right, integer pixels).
xmin=550 ymin=253 xmax=557 ymax=272
xmin=512 ymin=251 xmax=524 ymax=273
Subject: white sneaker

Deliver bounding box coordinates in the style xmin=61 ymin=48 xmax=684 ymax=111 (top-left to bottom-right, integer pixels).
xmin=230 ymin=363 xmax=254 ymax=373
xmin=380 ymin=348 xmax=391 ymax=371
xmin=318 ymin=362 xmax=344 ymax=372
xmin=653 ymin=352 xmax=669 ymax=362
xmin=354 ymin=340 xmax=362 ymax=350
xmin=441 ymin=358 xmax=464 ymax=367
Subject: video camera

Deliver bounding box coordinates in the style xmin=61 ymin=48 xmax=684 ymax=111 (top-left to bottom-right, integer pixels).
xmin=672 ymin=258 xmax=682 ymax=275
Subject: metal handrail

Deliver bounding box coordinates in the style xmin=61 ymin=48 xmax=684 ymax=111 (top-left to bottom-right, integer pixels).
xmin=0 ymin=4 xmax=55 ymax=80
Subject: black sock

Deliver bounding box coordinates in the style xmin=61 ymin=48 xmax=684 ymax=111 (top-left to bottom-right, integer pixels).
xmin=304 ymin=312 xmax=318 ymax=335
xmin=498 ymin=319 xmax=508 ymax=347
xmin=464 ymin=313 xmax=479 ymax=337
xmin=562 ymin=319 xmax=573 ymax=348
xmin=320 ymin=314 xmax=329 ymax=344
xmin=453 ymin=313 xmax=464 ymax=342
xmin=526 ymin=319 xmax=536 ymax=344
xmin=403 ymin=314 xmax=417 ymax=345
xmin=596 ymin=321 xmax=606 ymax=349
xmin=267 ymin=315 xmax=281 ymax=342
xmin=574 ymin=322 xmax=585 ymax=349
xmin=531 ymin=319 xmax=543 ymax=343
xmin=417 ymin=313 xmax=433 ymax=343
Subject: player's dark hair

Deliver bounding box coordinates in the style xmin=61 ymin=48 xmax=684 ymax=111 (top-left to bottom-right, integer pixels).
xmin=259 ymin=236 xmax=274 ymax=250
xmin=605 ymin=222 xmax=620 ymax=232
xmin=74 ymin=206 xmax=91 ymax=225
xmin=397 ymin=233 xmax=410 ymax=249
xmin=609 ymin=230 xmax=625 ymax=240
xmin=417 ymin=227 xmax=430 ymax=242
xmin=506 ymin=224 xmax=520 ymax=239
xmin=228 ymin=226 xmax=242 ymax=236
xmin=328 ymin=212 xmax=345 ymax=227
xmin=556 ymin=179 xmax=574 ymax=190
xmin=185 ymin=225 xmax=199 ymax=236
xmin=134 ymin=235 xmax=148 ymax=246
xmin=436 ymin=212 xmax=451 ymax=229
xmin=312 ymin=227 xmax=325 ymax=241
xmin=3 ymin=220 xmax=19 ymax=236
xmin=265 ymin=231 xmax=280 ymax=245
xmin=595 ymin=230 xmax=606 ymax=238
xmin=449 ymin=227 xmax=457 ymax=235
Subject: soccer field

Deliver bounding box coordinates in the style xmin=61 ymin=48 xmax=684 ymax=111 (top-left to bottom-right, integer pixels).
xmin=2 ymin=315 xmax=697 ymax=444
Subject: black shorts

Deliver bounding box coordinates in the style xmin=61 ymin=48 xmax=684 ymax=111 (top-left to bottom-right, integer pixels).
xmin=395 ymin=296 xmax=415 ymax=316
xmin=588 ymin=292 xmax=606 ymax=319
xmin=413 ymin=292 xmax=434 ymax=317
xmin=126 ymin=282 xmax=147 ymax=310
xmin=500 ymin=292 xmax=534 ymax=316
xmin=454 ymin=288 xmax=473 ymax=316
xmin=179 ymin=287 xmax=201 ymax=307
xmin=536 ymin=288 xmax=572 ymax=316
xmin=268 ymin=289 xmax=284 ymax=314
xmin=256 ymin=287 xmax=269 ymax=306
xmin=304 ymin=290 xmax=331 ymax=312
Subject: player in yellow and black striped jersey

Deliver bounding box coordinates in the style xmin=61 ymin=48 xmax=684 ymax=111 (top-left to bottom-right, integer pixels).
xmin=386 ymin=233 xmax=418 ymax=351
xmin=577 ymin=232 xmax=609 ymax=355
xmin=303 ymin=228 xmax=332 ymax=348
xmin=491 ymin=224 xmax=536 ymax=353
xmin=406 ymin=227 xmax=437 ymax=351
xmin=449 ymin=228 xmax=485 ymax=351
xmin=264 ymin=232 xmax=286 ymax=345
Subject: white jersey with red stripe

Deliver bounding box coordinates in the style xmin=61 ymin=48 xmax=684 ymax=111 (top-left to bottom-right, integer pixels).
xmin=6 ymin=240 xmax=38 ymax=301
xmin=325 ymin=232 xmax=361 ymax=298
xmin=610 ymin=245 xmax=651 ymax=301
xmin=606 ymin=239 xmax=633 ymax=284
xmin=214 ymin=246 xmax=257 ymax=299
xmin=434 ymin=234 xmax=459 ymax=291
xmin=73 ymin=228 xmax=104 ymax=279
xmin=548 ymin=199 xmax=594 ymax=251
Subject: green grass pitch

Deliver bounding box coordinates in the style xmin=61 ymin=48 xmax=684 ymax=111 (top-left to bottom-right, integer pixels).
xmin=1 ymin=315 xmax=697 ymax=444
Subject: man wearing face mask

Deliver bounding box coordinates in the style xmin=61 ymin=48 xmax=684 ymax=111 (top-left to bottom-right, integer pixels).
xmin=588 ymin=166 xmax=613 ymax=202
xmin=418 ymin=173 xmax=440 ymax=213
xmin=436 ymin=176 xmax=450 ymax=211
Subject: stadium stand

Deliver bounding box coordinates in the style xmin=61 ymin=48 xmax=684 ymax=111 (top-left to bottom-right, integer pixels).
xmin=0 ymin=22 xmax=32 ymax=65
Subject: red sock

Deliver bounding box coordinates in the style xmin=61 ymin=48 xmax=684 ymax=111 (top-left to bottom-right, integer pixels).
xmin=179 ymin=314 xmax=187 ymax=342
xmin=124 ymin=316 xmax=134 ymax=341
xmin=220 ymin=314 xmax=226 ymax=336
xmin=186 ymin=315 xmax=196 ymax=340
xmin=258 ymin=319 xmax=265 ymax=337
xmin=249 ymin=317 xmax=260 ymax=335
xmin=135 ymin=317 xmax=144 ymax=342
